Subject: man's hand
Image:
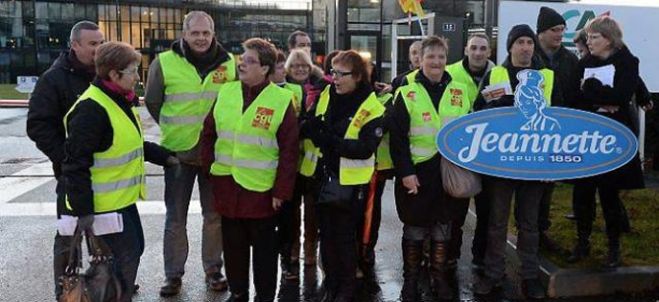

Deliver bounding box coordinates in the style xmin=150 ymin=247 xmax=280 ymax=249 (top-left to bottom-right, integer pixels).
xmin=77 ymin=215 xmax=94 ymax=233
xmin=272 ymin=197 xmax=283 ymax=210
xmin=402 ymin=175 xmax=420 ymax=195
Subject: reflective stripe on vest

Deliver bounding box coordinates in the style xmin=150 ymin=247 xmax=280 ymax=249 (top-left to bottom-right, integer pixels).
xmin=283 ymin=82 xmax=303 ymax=116
xmin=299 ymin=86 xmax=385 ymax=184
xmin=64 ymin=85 xmax=146 ymax=213
xmin=209 ymin=81 xmax=292 ymax=192
xmin=159 ymin=50 xmax=237 ymax=152
xmin=489 ymin=66 xmax=554 ymax=106
xmin=446 ymin=60 xmax=479 ymax=108
xmin=398 ymin=77 xmax=471 ymax=164
xmin=375 ymin=93 xmax=393 ymax=171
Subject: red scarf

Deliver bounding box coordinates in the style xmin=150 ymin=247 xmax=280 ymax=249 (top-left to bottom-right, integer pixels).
xmin=101 ymin=79 xmax=136 ymax=103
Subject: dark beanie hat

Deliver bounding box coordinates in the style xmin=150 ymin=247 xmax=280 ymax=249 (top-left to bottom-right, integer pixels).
xmin=536 ymin=6 xmax=566 ymax=33
xmin=507 ymin=24 xmax=536 ymax=52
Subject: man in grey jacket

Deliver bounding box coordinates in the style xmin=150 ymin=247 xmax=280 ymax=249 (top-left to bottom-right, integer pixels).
xmin=144 ymin=11 xmax=236 ymax=297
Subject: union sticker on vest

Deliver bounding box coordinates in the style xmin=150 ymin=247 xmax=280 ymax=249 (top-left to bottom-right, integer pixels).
xmin=353 ymin=109 xmax=371 ymax=128
xmin=253 ymin=107 xmax=274 ymax=130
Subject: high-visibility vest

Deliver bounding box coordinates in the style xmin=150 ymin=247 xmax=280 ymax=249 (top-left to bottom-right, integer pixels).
xmin=158 ymin=50 xmax=236 ymax=152
xmin=405 ymin=69 xmax=419 ymax=86
xmin=375 ymin=93 xmax=394 ymax=171
xmin=299 ymin=86 xmax=385 ymax=185
xmin=282 ymin=82 xmax=303 ymax=116
xmin=489 ymin=66 xmax=554 ymax=106
xmin=446 ymin=60 xmax=482 ymax=108
xmin=64 ymin=85 xmax=146 ymax=213
xmin=398 ymin=78 xmax=471 ymax=164
xmin=210 ymin=81 xmax=293 ymax=192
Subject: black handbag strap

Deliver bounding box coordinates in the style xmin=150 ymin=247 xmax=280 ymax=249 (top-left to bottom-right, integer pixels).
xmin=64 ymin=227 xmax=84 ymax=275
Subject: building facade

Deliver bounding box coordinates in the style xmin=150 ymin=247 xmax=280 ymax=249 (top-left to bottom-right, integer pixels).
xmin=0 ymin=0 xmax=314 ymax=84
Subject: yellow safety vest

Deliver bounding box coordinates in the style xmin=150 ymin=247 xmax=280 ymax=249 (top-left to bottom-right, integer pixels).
xmin=446 ymin=60 xmax=481 ymax=108
xmin=405 ymin=69 xmax=419 ymax=86
xmin=299 ymin=86 xmax=385 ymax=185
xmin=159 ymin=50 xmax=236 ymax=152
xmin=398 ymin=78 xmax=471 ymax=164
xmin=282 ymin=82 xmax=303 ymax=116
xmin=64 ymin=85 xmax=146 ymax=213
xmin=376 ymin=93 xmax=394 ymax=171
xmin=210 ymin=81 xmax=293 ymax=192
xmin=489 ymin=66 xmax=554 ymax=106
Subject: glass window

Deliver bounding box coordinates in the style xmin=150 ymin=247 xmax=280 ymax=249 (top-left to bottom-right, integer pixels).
xmin=131 ymin=6 xmax=141 ymax=23
xmin=121 ymin=6 xmax=130 ymax=22
xmin=130 ymin=22 xmax=141 ymax=48
xmin=48 ymin=3 xmax=61 ymax=20
xmin=79 ymin=4 xmax=91 ymax=20
xmin=86 ymin=4 xmax=97 ymax=21
xmin=98 ymin=5 xmax=107 ymax=21
xmin=35 ymin=2 xmax=47 ymax=19
xmin=166 ymin=8 xmax=174 ymax=23
xmin=121 ymin=21 xmax=131 ymax=43
xmin=151 ymin=7 xmax=159 ymax=24
xmin=23 ymin=1 xmax=34 ymax=18
xmin=107 ymin=5 xmax=117 ymax=21
xmin=62 ymin=4 xmax=74 ymax=21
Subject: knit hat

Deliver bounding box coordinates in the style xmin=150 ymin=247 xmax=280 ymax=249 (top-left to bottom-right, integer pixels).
xmin=536 ymin=6 xmax=566 ymax=33
xmin=506 ymin=24 xmax=537 ymax=52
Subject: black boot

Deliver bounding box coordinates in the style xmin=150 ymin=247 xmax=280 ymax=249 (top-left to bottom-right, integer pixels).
xmin=567 ymin=225 xmax=591 ymax=263
xmin=401 ymin=239 xmax=423 ymax=302
xmin=604 ymin=236 xmax=621 ymax=268
xmin=430 ymin=241 xmax=453 ymax=301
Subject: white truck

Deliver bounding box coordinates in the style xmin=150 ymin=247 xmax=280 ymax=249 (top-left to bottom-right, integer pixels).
xmin=497 ymin=0 xmax=659 ymax=93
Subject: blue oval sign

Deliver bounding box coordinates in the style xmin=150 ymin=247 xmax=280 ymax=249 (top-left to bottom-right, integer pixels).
xmin=437 ymin=71 xmax=638 ymax=181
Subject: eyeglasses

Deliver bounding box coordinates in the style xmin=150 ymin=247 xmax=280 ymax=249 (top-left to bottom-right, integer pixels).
xmin=330 ymin=69 xmax=353 ymax=78
xmin=119 ymin=67 xmax=139 ymax=75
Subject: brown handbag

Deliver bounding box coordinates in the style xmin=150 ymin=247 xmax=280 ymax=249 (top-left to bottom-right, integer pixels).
xmin=58 ymin=227 xmax=122 ymax=302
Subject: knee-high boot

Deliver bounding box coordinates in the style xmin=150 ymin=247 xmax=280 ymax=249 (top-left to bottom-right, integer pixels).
xmin=567 ymin=220 xmax=592 ymax=263
xmin=401 ymin=239 xmax=423 ymax=302
xmin=430 ymin=241 xmax=453 ymax=300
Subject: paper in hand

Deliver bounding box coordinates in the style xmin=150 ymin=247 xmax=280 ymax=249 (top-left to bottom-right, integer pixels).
xmin=583 ymin=64 xmax=615 ymax=87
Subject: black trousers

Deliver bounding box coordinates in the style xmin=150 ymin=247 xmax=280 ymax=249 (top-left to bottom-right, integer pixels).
xmin=536 ymin=183 xmax=555 ymax=233
xmin=572 ymin=183 xmax=624 ymax=240
xmin=447 ymin=190 xmax=490 ymax=264
xmin=317 ymin=185 xmax=366 ymax=297
xmin=223 ymin=216 xmax=278 ymax=301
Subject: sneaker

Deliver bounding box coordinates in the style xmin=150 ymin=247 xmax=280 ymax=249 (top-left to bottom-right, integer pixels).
xmin=159 ymin=277 xmax=182 ymax=297
xmin=473 ymin=276 xmax=501 ymax=295
xmin=521 ymin=278 xmax=546 ymax=299
xmin=206 ymin=272 xmax=228 ymax=291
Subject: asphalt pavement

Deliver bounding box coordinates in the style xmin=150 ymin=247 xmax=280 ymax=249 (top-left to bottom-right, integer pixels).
xmin=1 ymin=107 xmax=658 ymax=302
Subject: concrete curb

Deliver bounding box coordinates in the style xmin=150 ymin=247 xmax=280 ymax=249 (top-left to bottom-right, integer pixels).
xmin=502 ymin=225 xmax=659 ymax=298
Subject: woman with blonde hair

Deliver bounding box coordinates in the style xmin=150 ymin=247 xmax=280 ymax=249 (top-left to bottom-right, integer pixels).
xmin=567 ymin=16 xmax=645 ymax=268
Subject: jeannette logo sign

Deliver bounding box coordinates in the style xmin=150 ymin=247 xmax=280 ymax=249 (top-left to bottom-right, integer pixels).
xmin=437 ymin=70 xmax=638 ymax=181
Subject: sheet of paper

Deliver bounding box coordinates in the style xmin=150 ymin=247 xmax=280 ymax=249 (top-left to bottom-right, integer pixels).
xmin=584 ymin=64 xmax=616 ymax=87
xmin=57 ymin=213 xmax=124 ymax=236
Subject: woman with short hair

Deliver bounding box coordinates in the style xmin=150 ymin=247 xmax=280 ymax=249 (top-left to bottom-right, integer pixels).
xmin=62 ymin=41 xmax=174 ymax=301
xmin=300 ymin=50 xmax=385 ymax=302
xmin=568 ymin=16 xmax=645 ymax=268
xmin=200 ymin=38 xmax=299 ymax=302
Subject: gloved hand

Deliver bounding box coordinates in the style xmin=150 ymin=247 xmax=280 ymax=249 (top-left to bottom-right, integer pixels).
xmin=313 ymin=130 xmax=342 ymax=151
xmin=77 ymin=215 xmax=94 ymax=234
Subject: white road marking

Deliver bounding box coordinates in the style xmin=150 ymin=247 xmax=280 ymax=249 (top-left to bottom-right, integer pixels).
xmin=0 ymin=200 xmax=202 ymax=217
xmin=0 ymin=162 xmax=55 ymax=205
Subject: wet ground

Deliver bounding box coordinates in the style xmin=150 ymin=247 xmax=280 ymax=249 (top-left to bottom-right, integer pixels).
xmin=1 ymin=107 xmax=658 ymax=302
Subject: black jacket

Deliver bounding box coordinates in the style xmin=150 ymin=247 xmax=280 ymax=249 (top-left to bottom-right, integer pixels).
xmin=473 ymin=55 xmax=563 ymax=111
xmin=300 ymin=83 xmax=384 ymax=179
xmin=26 ymin=51 xmax=96 ymax=216
xmin=63 ymin=79 xmax=171 ymax=216
xmin=539 ymin=45 xmax=579 ymax=107
xmin=389 ymin=70 xmax=453 ymax=226
xmin=573 ymin=46 xmax=644 ymax=190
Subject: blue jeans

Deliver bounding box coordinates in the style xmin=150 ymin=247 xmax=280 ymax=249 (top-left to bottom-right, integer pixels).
xmin=483 ymin=178 xmax=544 ymax=281
xmin=163 ymin=163 xmax=223 ymax=278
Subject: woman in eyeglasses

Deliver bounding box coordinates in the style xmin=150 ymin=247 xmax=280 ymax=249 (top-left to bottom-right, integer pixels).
xmin=299 ymin=50 xmax=385 ymax=302
xmin=62 ymin=41 xmax=175 ymax=301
